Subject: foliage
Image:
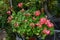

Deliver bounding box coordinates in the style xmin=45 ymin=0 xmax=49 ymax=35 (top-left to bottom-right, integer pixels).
xmin=0 ymin=0 xmax=11 ymax=40
xmin=12 ymin=0 xmax=43 ymax=12
xmin=7 ymin=1 xmax=54 ymax=39
xmin=0 ymin=0 xmax=9 ymax=28
xmin=0 ymin=0 xmax=55 ymax=40
xmin=47 ymin=0 xmax=60 ymax=17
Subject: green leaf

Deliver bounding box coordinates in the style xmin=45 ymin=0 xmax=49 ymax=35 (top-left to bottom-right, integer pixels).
xmin=12 ymin=10 xmax=16 ymax=17
xmin=42 ymin=34 xmax=47 ymax=40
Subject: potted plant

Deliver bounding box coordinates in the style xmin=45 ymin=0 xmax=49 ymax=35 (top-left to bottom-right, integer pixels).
xmin=7 ymin=5 xmax=54 ymax=40
xmin=7 ymin=0 xmax=54 ymax=40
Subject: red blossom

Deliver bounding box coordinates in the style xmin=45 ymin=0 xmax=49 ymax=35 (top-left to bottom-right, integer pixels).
xmin=42 ymin=28 xmax=50 ymax=35
xmin=38 ymin=24 xmax=42 ymax=28
xmin=45 ymin=20 xmax=54 ymax=28
xmin=7 ymin=11 xmax=11 ymax=15
xmin=47 ymin=23 xmax=54 ymax=28
xmin=35 ymin=23 xmax=42 ymax=28
xmin=45 ymin=20 xmax=50 ymax=25
xmin=40 ymin=18 xmax=47 ymax=24
xmin=35 ymin=23 xmax=40 ymax=26
xmin=18 ymin=3 xmax=23 ymax=8
xmin=34 ymin=10 xmax=41 ymax=16
xmin=45 ymin=30 xmax=50 ymax=35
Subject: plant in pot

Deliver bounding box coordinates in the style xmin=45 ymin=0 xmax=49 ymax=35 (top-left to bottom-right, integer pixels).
xmin=7 ymin=1 xmax=54 ymax=40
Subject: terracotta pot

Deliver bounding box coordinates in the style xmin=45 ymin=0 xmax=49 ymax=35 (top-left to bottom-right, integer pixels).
xmin=29 ymin=37 xmax=36 ymax=40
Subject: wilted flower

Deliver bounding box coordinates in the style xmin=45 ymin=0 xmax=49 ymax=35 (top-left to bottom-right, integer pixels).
xmin=25 ymin=13 xmax=31 ymax=16
xmin=30 ymin=23 xmax=35 ymax=28
xmin=32 ymin=17 xmax=36 ymax=20
xmin=7 ymin=15 xmax=13 ymax=21
xmin=14 ymin=23 xmax=19 ymax=27
xmin=20 ymin=8 xmax=25 ymax=12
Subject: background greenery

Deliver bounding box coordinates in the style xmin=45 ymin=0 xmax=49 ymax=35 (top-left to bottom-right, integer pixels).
xmin=47 ymin=0 xmax=60 ymax=18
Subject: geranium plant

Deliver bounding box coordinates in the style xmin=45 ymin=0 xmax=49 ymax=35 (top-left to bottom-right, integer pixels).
xmin=7 ymin=2 xmax=54 ymax=40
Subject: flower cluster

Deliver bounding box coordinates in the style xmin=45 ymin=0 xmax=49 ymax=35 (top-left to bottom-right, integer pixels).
xmin=39 ymin=18 xmax=54 ymax=28
xmin=35 ymin=14 xmax=54 ymax=35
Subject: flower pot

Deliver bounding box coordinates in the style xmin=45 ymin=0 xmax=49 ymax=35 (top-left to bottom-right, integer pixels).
xmin=29 ymin=37 xmax=37 ymax=40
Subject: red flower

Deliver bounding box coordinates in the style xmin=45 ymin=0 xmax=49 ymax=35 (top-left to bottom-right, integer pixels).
xmin=7 ymin=11 xmax=11 ymax=15
xmin=42 ymin=28 xmax=47 ymax=33
xmin=18 ymin=3 xmax=23 ymax=8
xmin=38 ymin=24 xmax=42 ymax=28
xmin=34 ymin=10 xmax=41 ymax=16
xmin=35 ymin=23 xmax=42 ymax=28
xmin=45 ymin=20 xmax=50 ymax=25
xmin=45 ymin=30 xmax=50 ymax=35
xmin=35 ymin=23 xmax=40 ymax=26
xmin=45 ymin=20 xmax=54 ymax=28
xmin=47 ymin=23 xmax=54 ymax=28
xmin=42 ymin=28 xmax=50 ymax=35
xmin=40 ymin=18 xmax=47 ymax=24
